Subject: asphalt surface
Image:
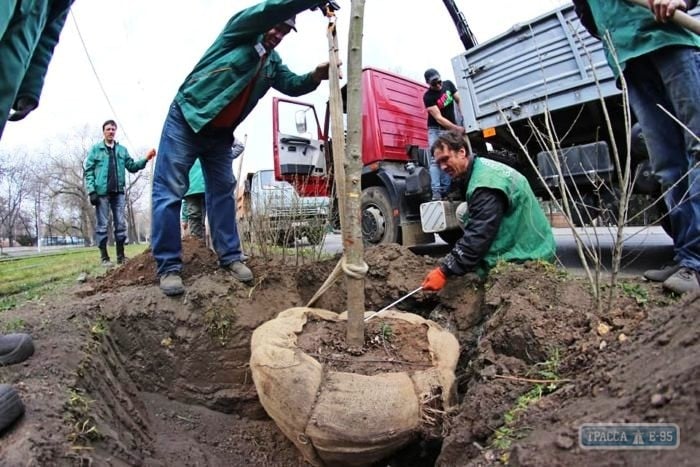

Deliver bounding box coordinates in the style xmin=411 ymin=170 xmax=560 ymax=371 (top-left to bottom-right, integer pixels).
xmin=323 ymin=226 xmax=674 ymax=277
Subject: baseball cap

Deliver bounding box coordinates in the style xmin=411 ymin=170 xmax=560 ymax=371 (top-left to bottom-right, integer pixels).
xmin=424 ymin=68 xmax=441 ymax=84
xmin=284 ymin=16 xmax=297 ymax=32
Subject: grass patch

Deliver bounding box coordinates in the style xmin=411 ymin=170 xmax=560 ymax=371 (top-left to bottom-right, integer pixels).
xmin=2 ymin=317 xmax=27 ymax=332
xmin=619 ymin=282 xmax=649 ymax=306
xmin=65 ymin=388 xmax=103 ymax=445
xmin=490 ymin=347 xmax=563 ymax=452
xmin=204 ymin=305 xmax=235 ymax=346
xmin=0 ymin=244 xmax=149 ymax=311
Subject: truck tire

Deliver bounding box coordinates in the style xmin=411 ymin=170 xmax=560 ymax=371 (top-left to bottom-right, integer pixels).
xmin=361 ymin=186 xmax=399 ymax=245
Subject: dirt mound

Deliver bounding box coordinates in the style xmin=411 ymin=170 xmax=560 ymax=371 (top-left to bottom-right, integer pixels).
xmin=0 ymin=241 xmax=697 ymax=466
xmin=437 ymin=263 xmax=698 ymax=466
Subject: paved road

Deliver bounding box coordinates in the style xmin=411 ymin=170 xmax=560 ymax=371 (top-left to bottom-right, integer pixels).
xmin=323 ymin=226 xmax=674 ymax=277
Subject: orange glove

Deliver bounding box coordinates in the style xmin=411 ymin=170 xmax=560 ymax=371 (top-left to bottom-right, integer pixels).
xmin=146 ymin=148 xmax=156 ymax=161
xmin=421 ymin=267 xmax=447 ymax=292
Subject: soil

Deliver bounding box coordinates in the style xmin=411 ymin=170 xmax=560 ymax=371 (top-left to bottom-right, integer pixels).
xmin=0 ymin=238 xmax=697 ymax=466
xmin=296 ymin=317 xmax=432 ymax=376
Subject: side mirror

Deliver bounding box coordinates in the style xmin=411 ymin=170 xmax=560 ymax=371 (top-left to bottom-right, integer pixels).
xmin=295 ymin=110 xmax=308 ymax=134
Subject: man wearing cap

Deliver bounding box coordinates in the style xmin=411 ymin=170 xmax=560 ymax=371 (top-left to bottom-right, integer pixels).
xmin=423 ymin=68 xmax=464 ymax=200
xmin=151 ymin=0 xmax=336 ymax=296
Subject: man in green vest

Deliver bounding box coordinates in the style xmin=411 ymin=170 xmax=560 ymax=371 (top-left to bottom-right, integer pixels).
xmin=421 ymin=131 xmax=556 ymax=291
xmin=0 ymin=0 xmax=74 ymax=139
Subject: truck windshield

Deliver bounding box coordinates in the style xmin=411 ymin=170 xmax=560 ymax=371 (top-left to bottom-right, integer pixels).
xmin=259 ymin=170 xmax=292 ymax=190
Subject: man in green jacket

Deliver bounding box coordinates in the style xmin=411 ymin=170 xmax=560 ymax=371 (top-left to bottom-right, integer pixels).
xmin=572 ymin=0 xmax=700 ymax=294
xmin=421 ymin=131 xmax=556 ymax=291
xmin=84 ymin=120 xmax=154 ymax=266
xmin=0 ymin=0 xmax=74 ymax=139
xmin=151 ymin=0 xmax=338 ymax=296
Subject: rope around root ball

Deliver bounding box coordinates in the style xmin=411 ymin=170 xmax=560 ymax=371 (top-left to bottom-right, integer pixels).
xmin=305 ymin=255 xmax=369 ymax=307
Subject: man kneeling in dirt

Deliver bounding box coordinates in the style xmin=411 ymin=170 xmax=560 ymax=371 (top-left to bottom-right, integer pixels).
xmin=421 ymin=131 xmax=556 ymax=291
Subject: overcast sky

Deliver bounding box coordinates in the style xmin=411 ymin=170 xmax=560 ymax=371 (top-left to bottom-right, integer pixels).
xmin=0 ymin=0 xmax=568 ymax=177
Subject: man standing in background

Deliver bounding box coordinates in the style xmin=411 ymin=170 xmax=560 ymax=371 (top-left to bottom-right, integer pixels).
xmin=84 ymin=120 xmax=154 ymax=266
xmin=423 ymin=68 xmax=464 ymax=200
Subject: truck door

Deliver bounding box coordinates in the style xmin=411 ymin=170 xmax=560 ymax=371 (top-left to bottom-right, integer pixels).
xmin=272 ymin=97 xmax=330 ymax=197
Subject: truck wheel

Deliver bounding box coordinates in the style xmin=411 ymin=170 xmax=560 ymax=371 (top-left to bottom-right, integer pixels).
xmin=361 ymin=186 xmax=398 ymax=245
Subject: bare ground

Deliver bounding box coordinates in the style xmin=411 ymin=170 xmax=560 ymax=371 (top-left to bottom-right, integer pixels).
xmin=0 ymin=237 xmax=697 ymax=466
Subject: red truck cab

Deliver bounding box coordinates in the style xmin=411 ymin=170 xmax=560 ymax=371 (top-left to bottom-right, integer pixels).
xmin=273 ymin=68 xmax=461 ymax=246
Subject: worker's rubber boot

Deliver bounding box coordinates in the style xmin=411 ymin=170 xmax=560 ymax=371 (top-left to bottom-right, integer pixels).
xmin=99 ymin=247 xmax=113 ymax=268
xmin=116 ymin=242 xmax=126 ymax=265
xmin=0 ymin=333 xmax=34 ymax=365
xmin=0 ymin=385 xmax=24 ymax=433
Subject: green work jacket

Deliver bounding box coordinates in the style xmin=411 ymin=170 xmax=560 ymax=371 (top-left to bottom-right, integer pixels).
xmin=83 ymin=141 xmax=148 ymax=196
xmin=585 ymin=0 xmax=700 ymax=77
xmin=185 ymin=159 xmax=205 ymax=197
xmin=0 ymin=0 xmax=74 ymax=135
xmin=175 ymin=0 xmax=323 ymax=133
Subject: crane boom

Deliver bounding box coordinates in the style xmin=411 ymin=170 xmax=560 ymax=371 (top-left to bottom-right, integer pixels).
xmin=442 ymin=0 xmax=478 ymax=50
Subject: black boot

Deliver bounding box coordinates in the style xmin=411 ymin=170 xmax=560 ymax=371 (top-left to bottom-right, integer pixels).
xmin=99 ymin=246 xmax=113 ymax=267
xmin=116 ymin=242 xmax=126 ymax=265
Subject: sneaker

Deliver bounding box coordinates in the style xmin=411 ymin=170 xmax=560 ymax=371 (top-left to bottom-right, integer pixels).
xmin=431 ymin=193 xmax=443 ymax=201
xmin=644 ymin=264 xmax=681 ymax=283
xmin=159 ymin=273 xmax=185 ymax=296
xmin=662 ymin=267 xmax=700 ymax=295
xmin=0 ymin=333 xmax=35 ymax=366
xmin=117 ymin=256 xmax=128 ymax=265
xmin=101 ymin=259 xmax=114 ymax=268
xmin=0 ymin=385 xmax=24 ymax=433
xmin=222 ymin=261 xmax=253 ymax=283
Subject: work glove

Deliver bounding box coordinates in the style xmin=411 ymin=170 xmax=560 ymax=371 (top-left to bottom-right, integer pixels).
xmin=421 ymin=267 xmax=447 ymax=292
xmin=89 ymin=192 xmax=99 ymax=206
xmin=146 ymin=148 xmax=156 ymax=161
xmin=8 ymin=97 xmax=38 ymax=122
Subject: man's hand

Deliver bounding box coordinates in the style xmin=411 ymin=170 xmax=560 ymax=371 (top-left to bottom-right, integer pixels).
xmin=146 ymin=148 xmax=156 ymax=161
xmin=647 ymin=0 xmax=687 ymax=22
xmin=8 ymin=97 xmax=38 ymax=122
xmin=89 ymin=192 xmax=100 ymax=206
xmin=312 ymin=1 xmax=340 ymax=13
xmin=312 ymin=61 xmax=343 ymax=83
xmin=421 ymin=268 xmax=447 ymax=292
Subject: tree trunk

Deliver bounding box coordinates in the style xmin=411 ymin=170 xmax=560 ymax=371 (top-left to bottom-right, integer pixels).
xmin=344 ymin=0 xmax=367 ymax=348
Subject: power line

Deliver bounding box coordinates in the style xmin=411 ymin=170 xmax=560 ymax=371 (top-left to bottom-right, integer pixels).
xmin=69 ymin=9 xmax=133 ymax=148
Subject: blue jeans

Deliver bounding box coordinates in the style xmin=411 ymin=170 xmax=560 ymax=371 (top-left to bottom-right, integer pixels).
xmin=625 ymin=46 xmax=700 ymax=272
xmin=428 ymin=127 xmax=452 ymax=197
xmin=151 ymin=102 xmax=241 ymax=276
xmin=95 ymin=193 xmax=127 ymax=248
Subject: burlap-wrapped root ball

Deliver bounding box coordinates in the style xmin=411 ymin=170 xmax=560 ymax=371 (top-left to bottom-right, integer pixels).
xmin=250 ymin=307 xmax=460 ymax=467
